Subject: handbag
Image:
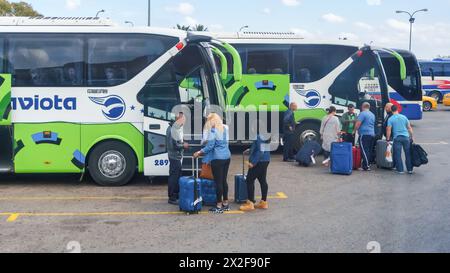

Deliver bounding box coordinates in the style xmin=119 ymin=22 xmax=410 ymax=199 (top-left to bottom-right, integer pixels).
xmin=200 ymin=163 xmax=214 ymax=180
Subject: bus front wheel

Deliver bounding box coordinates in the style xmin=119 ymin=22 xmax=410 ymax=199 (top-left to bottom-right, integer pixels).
xmin=293 ymin=123 xmax=321 ymax=152
xmin=423 ymin=101 xmax=433 ymax=112
xmin=88 ymin=141 xmax=137 ymax=187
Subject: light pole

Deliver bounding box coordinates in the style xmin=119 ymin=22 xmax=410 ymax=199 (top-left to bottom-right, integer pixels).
xmin=95 ymin=9 xmax=105 ymax=18
xmin=396 ymin=8 xmax=428 ymax=51
xmin=125 ymin=21 xmax=134 ymax=27
xmin=239 ymin=25 xmax=249 ymax=32
xmin=148 ymin=0 xmax=151 ymax=26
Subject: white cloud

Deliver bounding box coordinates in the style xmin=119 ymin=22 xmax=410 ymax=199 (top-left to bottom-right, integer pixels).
xmin=322 ymin=13 xmax=345 ymax=23
xmin=209 ymin=24 xmax=224 ymax=31
xmin=281 ymin=0 xmax=301 ymax=7
xmin=263 ymin=8 xmax=271 ymax=14
xmin=367 ymin=0 xmax=382 ymax=6
xmin=290 ymin=28 xmax=317 ymax=39
xmin=386 ymin=18 xmax=410 ymax=32
xmin=355 ymin=21 xmax=374 ymax=30
xmin=165 ymin=2 xmax=195 ymax=16
xmin=184 ymin=16 xmax=197 ymax=26
xmin=66 ymin=0 xmax=80 ymax=10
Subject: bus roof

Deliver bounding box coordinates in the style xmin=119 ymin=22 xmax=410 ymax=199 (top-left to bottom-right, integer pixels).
xmin=197 ymin=31 xmax=363 ymax=47
xmin=0 ymin=16 xmax=187 ymax=39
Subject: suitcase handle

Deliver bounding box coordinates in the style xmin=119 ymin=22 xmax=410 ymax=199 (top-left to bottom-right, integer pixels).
xmin=242 ymin=151 xmax=247 ymax=175
xmin=185 ymin=156 xmax=201 ymax=179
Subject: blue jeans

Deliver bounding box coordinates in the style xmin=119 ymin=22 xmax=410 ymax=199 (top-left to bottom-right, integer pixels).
xmin=393 ymin=136 xmax=413 ymax=173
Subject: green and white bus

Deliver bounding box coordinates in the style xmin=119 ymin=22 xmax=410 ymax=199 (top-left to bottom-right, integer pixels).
xmin=0 ymin=17 xmax=242 ymax=186
xmin=213 ymin=32 xmax=404 ymax=150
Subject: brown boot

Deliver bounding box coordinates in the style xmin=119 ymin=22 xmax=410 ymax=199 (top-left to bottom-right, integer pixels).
xmin=240 ymin=201 xmax=255 ymax=212
xmin=255 ymin=201 xmax=269 ymax=210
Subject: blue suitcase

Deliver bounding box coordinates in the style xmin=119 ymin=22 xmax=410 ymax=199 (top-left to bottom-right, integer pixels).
xmin=235 ymin=153 xmax=248 ymax=204
xmin=330 ymin=142 xmax=353 ymax=175
xmin=200 ymin=179 xmax=217 ymax=206
xmin=179 ymin=158 xmax=203 ymax=214
xmin=296 ymin=140 xmax=322 ymax=167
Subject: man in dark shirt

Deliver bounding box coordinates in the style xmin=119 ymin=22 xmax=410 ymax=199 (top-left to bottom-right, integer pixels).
xmin=166 ymin=113 xmax=189 ymax=205
xmin=283 ymin=102 xmax=298 ymax=162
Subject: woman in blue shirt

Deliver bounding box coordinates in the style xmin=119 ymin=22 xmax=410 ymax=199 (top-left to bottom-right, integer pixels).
xmin=194 ymin=113 xmax=232 ymax=214
xmin=240 ymin=133 xmax=271 ymax=212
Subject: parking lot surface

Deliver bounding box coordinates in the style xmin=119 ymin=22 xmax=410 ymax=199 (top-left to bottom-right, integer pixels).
xmin=0 ymin=107 xmax=449 ymax=253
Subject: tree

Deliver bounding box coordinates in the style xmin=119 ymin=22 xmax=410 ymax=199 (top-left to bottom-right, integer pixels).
xmin=176 ymin=24 xmax=191 ymax=31
xmin=175 ymin=24 xmax=209 ymax=32
xmin=0 ymin=0 xmax=41 ymax=17
xmin=192 ymin=24 xmax=208 ymax=32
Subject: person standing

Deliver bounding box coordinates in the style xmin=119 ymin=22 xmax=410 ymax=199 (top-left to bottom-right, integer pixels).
xmin=167 ymin=113 xmax=189 ymax=205
xmin=355 ymin=102 xmax=376 ymax=171
xmin=386 ymin=105 xmax=414 ymax=174
xmin=283 ymin=103 xmax=298 ymax=162
xmin=240 ymin=134 xmax=272 ymax=212
xmin=340 ymin=104 xmax=358 ymax=145
xmin=194 ymin=113 xmax=232 ymax=214
xmin=320 ymin=106 xmax=341 ymax=167
xmin=383 ymin=102 xmax=394 ymax=140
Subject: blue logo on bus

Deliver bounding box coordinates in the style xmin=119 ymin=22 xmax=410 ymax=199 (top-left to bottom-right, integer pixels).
xmin=89 ymin=95 xmax=126 ymax=121
xmin=296 ymin=89 xmax=322 ymax=109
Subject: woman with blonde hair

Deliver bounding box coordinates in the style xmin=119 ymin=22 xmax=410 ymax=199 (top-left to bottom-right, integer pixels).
xmin=194 ymin=113 xmax=232 ymax=214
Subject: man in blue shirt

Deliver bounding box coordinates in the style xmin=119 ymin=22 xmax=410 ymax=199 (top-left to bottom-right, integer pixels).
xmin=283 ymin=102 xmax=298 ymax=162
xmin=355 ymin=102 xmax=376 ymax=171
xmin=386 ymin=105 xmax=414 ymax=174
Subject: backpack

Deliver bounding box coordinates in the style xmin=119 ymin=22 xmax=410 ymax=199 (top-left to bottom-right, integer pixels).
xmin=411 ymin=143 xmax=429 ymax=168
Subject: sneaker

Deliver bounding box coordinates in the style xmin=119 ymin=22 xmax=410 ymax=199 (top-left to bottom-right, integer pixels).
xmin=396 ymin=171 xmax=405 ymax=175
xmin=240 ymin=201 xmax=255 ymax=212
xmin=222 ymin=204 xmax=231 ymax=212
xmin=255 ymin=201 xmax=269 ymax=210
xmin=168 ymin=199 xmax=179 ymax=206
xmin=209 ymin=207 xmax=224 ymax=214
xmin=408 ymin=171 xmax=414 ymax=175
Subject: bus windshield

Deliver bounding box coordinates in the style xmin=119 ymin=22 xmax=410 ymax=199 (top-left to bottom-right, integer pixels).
xmin=381 ymin=51 xmax=422 ymax=102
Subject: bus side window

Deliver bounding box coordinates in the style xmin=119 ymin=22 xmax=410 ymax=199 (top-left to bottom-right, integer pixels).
xmin=246 ymin=45 xmax=289 ymax=75
xmin=0 ymin=38 xmax=4 ymax=74
xmin=444 ymin=64 xmax=450 ymax=77
xmin=87 ymin=34 xmax=178 ymax=87
xmin=137 ymin=61 xmax=180 ymax=121
xmin=7 ymin=34 xmax=84 ymax=87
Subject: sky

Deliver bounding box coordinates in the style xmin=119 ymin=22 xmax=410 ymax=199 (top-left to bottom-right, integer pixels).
xmin=24 ymin=0 xmax=450 ymax=59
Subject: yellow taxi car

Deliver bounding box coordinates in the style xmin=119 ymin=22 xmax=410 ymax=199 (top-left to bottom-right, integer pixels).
xmin=423 ymin=96 xmax=438 ymax=112
xmin=443 ymin=93 xmax=450 ymax=106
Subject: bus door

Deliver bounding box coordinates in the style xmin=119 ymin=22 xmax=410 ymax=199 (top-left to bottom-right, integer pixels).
xmin=0 ymin=74 xmax=13 ymax=172
xmin=142 ymin=36 xmax=233 ymax=176
xmin=328 ymin=47 xmax=390 ymax=138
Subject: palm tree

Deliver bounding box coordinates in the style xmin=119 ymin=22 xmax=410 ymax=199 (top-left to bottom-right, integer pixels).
xmin=176 ymin=24 xmax=191 ymax=31
xmin=192 ymin=24 xmax=208 ymax=31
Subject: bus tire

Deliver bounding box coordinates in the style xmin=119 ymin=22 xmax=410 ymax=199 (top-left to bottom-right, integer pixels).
xmin=423 ymin=101 xmax=433 ymax=112
xmin=88 ymin=141 xmax=137 ymax=187
xmin=429 ymin=91 xmax=442 ymax=103
xmin=293 ymin=122 xmax=321 ymax=152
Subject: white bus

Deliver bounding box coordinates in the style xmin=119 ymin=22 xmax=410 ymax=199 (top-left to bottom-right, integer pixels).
xmin=209 ymin=32 xmax=400 ymax=149
xmin=0 ymin=17 xmax=242 ymax=186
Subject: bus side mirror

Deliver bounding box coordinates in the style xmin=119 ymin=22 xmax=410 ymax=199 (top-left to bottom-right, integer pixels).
xmin=429 ymin=68 xmax=435 ymax=81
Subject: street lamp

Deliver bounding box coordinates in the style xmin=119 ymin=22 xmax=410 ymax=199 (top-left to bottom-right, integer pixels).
xmin=239 ymin=25 xmax=249 ymax=32
xmin=95 ymin=9 xmax=105 ymax=18
xmin=148 ymin=0 xmax=151 ymax=26
xmin=396 ymin=8 xmax=428 ymax=51
xmin=125 ymin=21 xmax=134 ymax=27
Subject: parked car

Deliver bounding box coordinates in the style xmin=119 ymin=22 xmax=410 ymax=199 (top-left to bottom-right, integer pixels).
xmin=423 ymin=96 xmax=438 ymax=112
xmin=444 ymin=94 xmax=450 ymax=106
